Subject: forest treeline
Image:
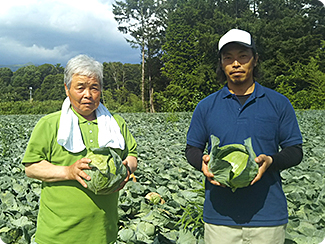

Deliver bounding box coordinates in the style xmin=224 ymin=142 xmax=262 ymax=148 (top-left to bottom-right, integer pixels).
xmin=0 ymin=0 xmax=324 ymax=114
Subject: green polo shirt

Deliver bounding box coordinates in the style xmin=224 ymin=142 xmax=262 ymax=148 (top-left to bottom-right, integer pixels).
xmin=22 ymin=108 xmax=137 ymax=244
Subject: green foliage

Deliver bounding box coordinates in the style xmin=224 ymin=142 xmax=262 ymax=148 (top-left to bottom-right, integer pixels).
xmin=159 ymin=0 xmax=325 ymax=111
xmin=33 ymin=74 xmax=65 ymax=101
xmin=254 ymin=0 xmax=325 ymax=89
xmin=113 ymin=0 xmax=167 ymax=111
xmin=2 ymin=111 xmax=325 ymax=243
xmin=0 ymin=114 xmax=43 ymax=244
xmin=102 ymin=88 xmax=145 ymax=113
xmin=0 ymin=68 xmax=13 ymax=87
xmin=103 ymin=62 xmax=141 ymax=95
xmin=161 ymin=0 xmax=222 ymax=111
xmin=275 ymin=57 xmax=325 ymax=109
xmin=282 ymin=110 xmax=325 ymax=244
xmin=0 ymin=64 xmax=63 ymax=102
xmin=0 ymin=100 xmax=63 ymax=115
xmin=177 ymin=182 xmax=205 ymax=239
xmin=0 ymin=62 xmax=144 ymax=112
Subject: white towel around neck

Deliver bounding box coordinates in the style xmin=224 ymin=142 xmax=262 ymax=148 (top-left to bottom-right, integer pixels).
xmin=57 ymin=97 xmax=125 ymax=153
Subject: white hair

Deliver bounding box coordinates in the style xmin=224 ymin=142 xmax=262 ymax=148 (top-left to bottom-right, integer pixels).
xmin=64 ymin=54 xmax=103 ymax=89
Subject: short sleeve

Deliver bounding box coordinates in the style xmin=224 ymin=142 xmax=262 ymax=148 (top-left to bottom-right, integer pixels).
xmin=22 ymin=116 xmax=56 ymax=164
xmin=186 ymin=104 xmax=208 ymax=150
xmin=278 ymin=100 xmax=303 ymax=148
xmin=113 ymin=114 xmax=137 ymax=158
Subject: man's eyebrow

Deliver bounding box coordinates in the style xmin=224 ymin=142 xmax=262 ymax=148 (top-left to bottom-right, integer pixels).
xmin=222 ymin=51 xmax=232 ymax=56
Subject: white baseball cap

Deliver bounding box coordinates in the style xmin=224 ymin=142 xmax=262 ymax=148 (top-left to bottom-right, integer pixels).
xmin=218 ymin=29 xmax=256 ymax=53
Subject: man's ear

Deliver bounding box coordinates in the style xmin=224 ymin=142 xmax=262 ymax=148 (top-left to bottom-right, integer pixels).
xmin=64 ymin=84 xmax=69 ymax=97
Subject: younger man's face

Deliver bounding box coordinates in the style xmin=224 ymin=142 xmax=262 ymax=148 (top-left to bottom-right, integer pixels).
xmin=221 ymin=43 xmax=257 ymax=86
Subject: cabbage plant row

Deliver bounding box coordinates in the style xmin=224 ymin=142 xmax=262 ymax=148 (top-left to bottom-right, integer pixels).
xmin=0 ymin=111 xmax=324 ymax=244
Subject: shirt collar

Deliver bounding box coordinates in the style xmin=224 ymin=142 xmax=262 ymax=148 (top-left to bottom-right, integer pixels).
xmin=221 ymin=81 xmax=265 ymax=99
xmin=71 ymin=106 xmax=98 ymax=124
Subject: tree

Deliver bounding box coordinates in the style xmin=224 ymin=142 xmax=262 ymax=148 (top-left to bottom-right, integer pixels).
xmin=113 ymin=0 xmax=167 ymax=112
xmin=7 ymin=64 xmax=64 ymax=102
xmin=103 ymin=62 xmax=141 ymax=95
xmin=34 ymin=74 xmax=65 ymax=101
xmin=159 ymin=0 xmax=325 ymax=111
xmin=123 ymin=63 xmax=142 ymax=96
xmin=103 ymin=62 xmax=124 ymax=90
xmin=161 ymin=0 xmax=232 ymax=111
xmin=0 ymin=68 xmax=13 ymax=95
xmin=9 ymin=65 xmax=41 ymax=101
xmin=253 ymin=0 xmax=325 ymax=89
xmin=0 ymin=68 xmax=13 ymax=86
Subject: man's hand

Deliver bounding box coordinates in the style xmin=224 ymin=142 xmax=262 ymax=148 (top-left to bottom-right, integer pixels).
xmin=251 ymin=154 xmax=273 ymax=185
xmin=114 ymin=156 xmax=137 ymax=192
xmin=25 ymin=159 xmax=92 ymax=188
xmin=114 ymin=159 xmax=131 ymax=192
xmin=201 ymin=155 xmax=224 ymax=187
xmin=66 ymin=158 xmax=92 ymax=188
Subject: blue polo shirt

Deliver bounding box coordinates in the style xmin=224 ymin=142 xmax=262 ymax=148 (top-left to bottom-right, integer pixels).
xmin=187 ymin=82 xmax=302 ymax=226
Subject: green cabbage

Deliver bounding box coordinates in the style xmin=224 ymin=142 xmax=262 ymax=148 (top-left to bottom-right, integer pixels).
xmin=84 ymin=147 xmax=127 ymax=195
xmin=208 ymin=135 xmax=259 ymax=192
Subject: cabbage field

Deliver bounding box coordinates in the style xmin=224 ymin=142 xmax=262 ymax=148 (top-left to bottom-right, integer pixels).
xmin=0 ymin=111 xmax=325 ymax=244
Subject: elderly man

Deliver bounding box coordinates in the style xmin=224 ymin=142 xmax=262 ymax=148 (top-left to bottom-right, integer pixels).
xmin=23 ymin=54 xmax=137 ymax=244
xmin=185 ymin=29 xmax=303 ymax=244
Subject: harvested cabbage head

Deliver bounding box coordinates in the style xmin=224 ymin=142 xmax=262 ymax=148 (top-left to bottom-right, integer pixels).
xmin=208 ymin=135 xmax=258 ymax=192
xmin=84 ymin=147 xmax=127 ymax=195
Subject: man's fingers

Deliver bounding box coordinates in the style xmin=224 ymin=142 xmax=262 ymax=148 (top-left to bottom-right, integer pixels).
xmin=202 ymin=164 xmax=214 ymax=177
xmin=66 ymin=158 xmax=92 ymax=187
xmin=114 ymin=175 xmax=129 ymax=192
xmin=80 ymin=170 xmax=91 ymax=181
xmin=205 ymin=171 xmax=214 ymax=178
xmin=80 ymin=158 xmax=92 ymax=166
xmin=251 ymin=173 xmax=262 ymax=185
xmin=202 ymin=154 xmax=210 ymax=163
xmin=251 ymin=163 xmax=267 ymax=185
xmin=208 ymin=178 xmax=225 ymax=187
xmin=77 ymin=176 xmax=88 ymax=188
xmin=74 ymin=166 xmax=91 ymax=188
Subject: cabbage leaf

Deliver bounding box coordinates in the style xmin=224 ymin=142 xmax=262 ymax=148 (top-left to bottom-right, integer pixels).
xmin=84 ymin=147 xmax=127 ymax=195
xmin=208 ymin=135 xmax=258 ymax=192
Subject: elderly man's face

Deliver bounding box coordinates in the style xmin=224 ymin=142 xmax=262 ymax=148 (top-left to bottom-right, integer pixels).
xmin=65 ymin=74 xmax=101 ymax=120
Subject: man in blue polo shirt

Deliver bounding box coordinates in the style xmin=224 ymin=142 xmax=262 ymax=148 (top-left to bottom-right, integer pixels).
xmin=185 ymin=29 xmax=303 ymax=244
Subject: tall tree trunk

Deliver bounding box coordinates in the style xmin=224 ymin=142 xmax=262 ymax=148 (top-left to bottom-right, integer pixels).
xmin=148 ymin=68 xmax=155 ymax=113
xmin=149 ymin=84 xmax=155 ymax=113
xmin=141 ymin=44 xmax=146 ymax=112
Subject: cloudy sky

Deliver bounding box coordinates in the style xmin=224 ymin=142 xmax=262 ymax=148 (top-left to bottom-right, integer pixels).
xmin=1 ymin=0 xmax=324 ymax=67
xmin=0 ymin=0 xmax=141 ymax=66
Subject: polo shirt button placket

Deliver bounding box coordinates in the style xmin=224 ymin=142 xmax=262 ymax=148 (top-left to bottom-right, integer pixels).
xmin=237 ymin=107 xmax=241 ymax=116
xmin=87 ymin=122 xmax=93 ymax=144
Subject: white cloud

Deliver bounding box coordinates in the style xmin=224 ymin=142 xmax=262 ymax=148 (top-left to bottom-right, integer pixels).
xmin=1 ymin=0 xmax=119 ymax=37
xmin=0 ymin=0 xmax=140 ymax=65
xmin=0 ymin=36 xmax=74 ymax=64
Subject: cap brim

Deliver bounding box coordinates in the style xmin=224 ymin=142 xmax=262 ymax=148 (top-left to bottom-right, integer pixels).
xmin=217 ymin=41 xmax=256 ymax=58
